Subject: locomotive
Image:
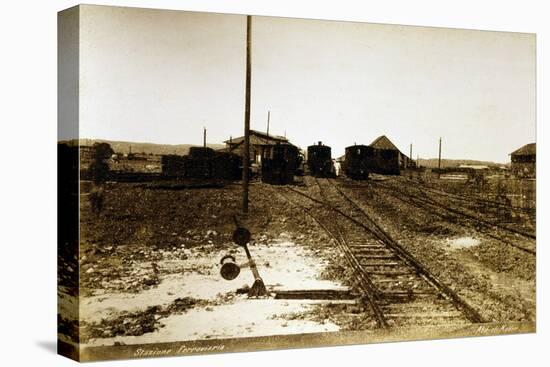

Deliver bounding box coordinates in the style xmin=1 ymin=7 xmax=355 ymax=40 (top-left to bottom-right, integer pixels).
xmin=261 ymin=143 xmax=302 ymax=185
xmin=307 ymin=142 xmax=334 ymax=178
xmin=343 ymin=145 xmax=374 ymax=179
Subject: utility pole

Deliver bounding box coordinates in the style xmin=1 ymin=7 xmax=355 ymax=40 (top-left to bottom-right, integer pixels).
xmin=203 ymin=127 xmax=207 ymax=148
xmin=266 ymin=110 xmax=270 ymax=138
xmin=438 ymin=137 xmax=442 ymax=179
xmin=409 ymin=143 xmax=413 ymax=169
xmin=242 ymin=15 xmax=252 ymax=214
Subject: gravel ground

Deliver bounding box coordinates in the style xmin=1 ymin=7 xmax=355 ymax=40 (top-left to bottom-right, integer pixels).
xmin=59 ymin=176 xmax=535 ymax=344
xmin=72 ymin=181 xmax=361 ymax=345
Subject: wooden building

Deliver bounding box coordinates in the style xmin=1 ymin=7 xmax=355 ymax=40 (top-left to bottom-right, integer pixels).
xmin=223 ymin=130 xmax=292 ymax=164
xmin=369 ymin=135 xmax=414 ymax=169
xmin=510 ymin=143 xmax=536 ymax=178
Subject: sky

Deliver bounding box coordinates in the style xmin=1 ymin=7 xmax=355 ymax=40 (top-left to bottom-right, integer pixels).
xmin=76 ymin=5 xmax=535 ymax=163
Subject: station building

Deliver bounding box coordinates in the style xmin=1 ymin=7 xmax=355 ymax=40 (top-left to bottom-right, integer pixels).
xmin=510 ymin=143 xmax=536 ymax=178
xmin=223 ymin=130 xmax=294 ymax=165
xmin=369 ymin=135 xmax=415 ymax=170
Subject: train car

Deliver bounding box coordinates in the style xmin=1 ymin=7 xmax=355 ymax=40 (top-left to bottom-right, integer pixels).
xmin=343 ymin=145 xmax=401 ymax=179
xmin=188 ymin=146 xmax=215 ymax=159
xmin=184 ymin=155 xmax=212 ymax=179
xmin=162 ymin=148 xmax=241 ymax=180
xmin=372 ymin=149 xmax=400 ymax=175
xmin=343 ymin=145 xmax=375 ymax=180
xmin=261 ymin=143 xmax=301 ymax=185
xmin=307 ymin=142 xmax=334 ymax=177
xmin=212 ymin=151 xmax=242 ymax=180
xmin=161 ymin=154 xmax=186 ymax=177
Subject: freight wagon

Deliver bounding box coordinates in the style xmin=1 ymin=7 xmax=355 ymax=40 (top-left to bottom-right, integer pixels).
xmin=344 ymin=144 xmax=400 ymax=179
xmin=161 ymin=148 xmax=241 ymax=180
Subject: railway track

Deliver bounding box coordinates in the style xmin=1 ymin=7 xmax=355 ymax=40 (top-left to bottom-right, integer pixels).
xmin=408 ymin=179 xmax=535 ymax=217
xmin=273 ymin=178 xmax=484 ymax=329
xmin=367 ymin=179 xmax=536 ymax=255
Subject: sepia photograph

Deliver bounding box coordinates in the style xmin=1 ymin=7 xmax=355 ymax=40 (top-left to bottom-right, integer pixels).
xmin=57 ymin=4 xmax=535 ymax=362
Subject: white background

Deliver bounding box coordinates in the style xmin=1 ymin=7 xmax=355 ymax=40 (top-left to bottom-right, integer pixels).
xmin=0 ymin=0 xmax=547 ymax=366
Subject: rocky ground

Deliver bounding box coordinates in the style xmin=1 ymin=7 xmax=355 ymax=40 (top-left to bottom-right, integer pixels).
xmin=58 ymin=175 xmax=536 ymax=346
xmin=70 ymin=181 xmax=364 ymax=346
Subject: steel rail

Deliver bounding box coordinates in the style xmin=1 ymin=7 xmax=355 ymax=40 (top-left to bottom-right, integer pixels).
xmin=377 ymin=179 xmax=535 ymax=240
xmin=369 ymin=180 xmax=536 ymax=255
xmin=402 ymin=178 xmax=536 ymax=215
xmin=289 ymin=178 xmax=484 ymax=324
xmin=272 ymin=188 xmax=389 ymax=328
xmin=322 ymin=179 xmax=485 ymax=324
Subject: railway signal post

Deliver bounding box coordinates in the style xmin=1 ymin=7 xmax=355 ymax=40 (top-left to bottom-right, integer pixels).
xmin=242 ymin=15 xmax=252 ymax=214
xmin=231 ymin=222 xmax=267 ymax=297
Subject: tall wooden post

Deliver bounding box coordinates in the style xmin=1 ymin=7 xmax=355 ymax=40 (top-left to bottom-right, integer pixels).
xmin=242 ymin=15 xmax=252 ymax=214
xmin=438 ymin=137 xmax=442 ymax=179
xmin=409 ymin=143 xmax=413 ymax=168
xmin=203 ymin=127 xmax=206 ymax=148
xmin=266 ymin=110 xmax=270 ymax=138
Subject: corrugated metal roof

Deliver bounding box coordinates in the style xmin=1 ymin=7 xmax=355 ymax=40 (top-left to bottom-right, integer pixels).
xmin=510 ymin=143 xmax=536 ymax=156
xmin=224 ymin=130 xmax=288 ymax=145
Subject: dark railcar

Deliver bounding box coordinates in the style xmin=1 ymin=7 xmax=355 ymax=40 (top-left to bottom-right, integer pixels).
xmin=344 ymin=145 xmax=375 ymax=180
xmin=161 ymin=154 xmax=186 ymax=177
xmin=189 ymin=146 xmax=215 ymax=158
xmin=162 ymin=149 xmax=241 ymax=180
xmin=373 ymin=149 xmax=400 ymax=175
xmin=262 ymin=144 xmax=301 ymax=185
xmin=307 ymin=142 xmax=334 ymax=177
xmin=212 ymin=152 xmax=242 ymax=180
xmin=185 ymin=147 xmax=214 ymax=179
xmin=344 ymin=145 xmax=400 ymax=179
xmin=184 ymin=156 xmax=212 ymax=179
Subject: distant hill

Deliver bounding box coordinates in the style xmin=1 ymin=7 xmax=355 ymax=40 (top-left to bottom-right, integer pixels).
xmin=417 ymin=158 xmax=509 ymax=169
xmin=78 ymin=139 xmax=225 ymax=156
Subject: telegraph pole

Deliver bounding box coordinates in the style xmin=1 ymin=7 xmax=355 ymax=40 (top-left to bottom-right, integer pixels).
xmin=203 ymin=127 xmax=207 ymax=148
xmin=242 ymin=15 xmax=252 ymax=214
xmin=266 ymin=110 xmax=270 ymax=138
xmin=438 ymin=137 xmax=442 ymax=179
xmin=409 ymin=143 xmax=413 ymax=168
